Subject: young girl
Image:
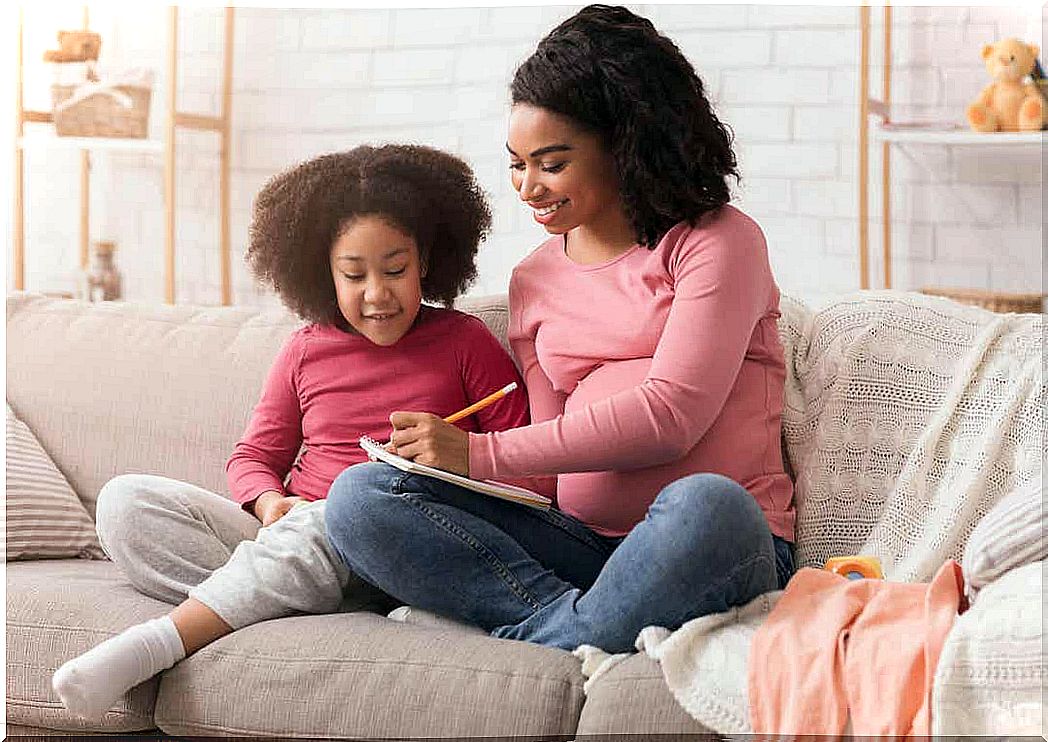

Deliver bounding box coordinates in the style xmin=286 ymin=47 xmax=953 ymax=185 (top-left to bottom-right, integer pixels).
xmin=52 ymin=144 xmax=530 ymax=722
xmin=324 ymin=5 xmax=796 ymax=654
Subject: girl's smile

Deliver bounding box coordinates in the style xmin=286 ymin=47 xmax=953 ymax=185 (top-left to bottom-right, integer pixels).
xmin=329 ymin=216 xmax=424 ymax=346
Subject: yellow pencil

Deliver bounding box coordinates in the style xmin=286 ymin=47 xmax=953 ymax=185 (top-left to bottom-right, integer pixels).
xmin=444 ymin=382 xmax=518 ymax=424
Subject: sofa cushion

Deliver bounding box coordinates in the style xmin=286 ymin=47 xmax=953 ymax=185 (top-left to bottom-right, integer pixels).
xmin=6 ymin=720 xmax=159 ymax=736
xmin=5 ymin=404 xmax=105 ymax=561
xmin=153 ymin=613 xmax=585 ymax=739
xmin=6 ymin=293 xmax=305 ymax=517
xmin=456 ymin=294 xmax=512 ymax=358
xmin=6 ymin=559 xmax=170 ymax=732
xmin=574 ymin=653 xmax=713 ymax=735
xmin=962 ymin=478 xmax=1047 ymax=598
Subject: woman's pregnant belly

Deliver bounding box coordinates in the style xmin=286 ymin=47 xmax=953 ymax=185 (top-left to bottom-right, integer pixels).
xmin=558 ymin=358 xmax=693 ymax=536
xmin=556 ymin=357 xmax=781 ymax=538
xmin=563 ymin=357 xmax=653 ymax=416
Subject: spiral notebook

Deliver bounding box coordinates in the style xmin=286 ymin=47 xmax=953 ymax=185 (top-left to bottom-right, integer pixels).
xmin=359 ymin=436 xmax=551 ymax=510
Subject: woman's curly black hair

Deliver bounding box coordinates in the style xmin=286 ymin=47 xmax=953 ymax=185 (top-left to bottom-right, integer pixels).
xmin=511 ymin=4 xmax=740 ymax=248
xmin=247 ymin=144 xmax=491 ymax=326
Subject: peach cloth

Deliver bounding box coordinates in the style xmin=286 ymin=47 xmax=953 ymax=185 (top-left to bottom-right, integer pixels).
xmin=749 ymin=560 xmax=966 ymax=735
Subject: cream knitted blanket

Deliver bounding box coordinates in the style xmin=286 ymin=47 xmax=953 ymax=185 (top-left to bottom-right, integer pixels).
xmin=785 ymin=291 xmax=1043 ymax=581
xmin=579 ymin=291 xmax=1044 ymax=734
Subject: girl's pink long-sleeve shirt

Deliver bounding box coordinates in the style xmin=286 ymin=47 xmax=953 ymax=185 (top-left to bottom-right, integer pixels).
xmin=468 ymin=205 xmax=795 ymax=540
xmin=227 ymin=307 xmax=529 ymax=512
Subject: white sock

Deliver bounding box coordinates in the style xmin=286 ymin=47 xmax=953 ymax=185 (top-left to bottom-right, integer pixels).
xmin=387 ymin=605 xmax=486 ymax=635
xmin=52 ymin=615 xmax=186 ymax=721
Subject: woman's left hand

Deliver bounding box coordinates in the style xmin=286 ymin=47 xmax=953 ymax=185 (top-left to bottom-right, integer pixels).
xmin=389 ymin=412 xmax=470 ymax=476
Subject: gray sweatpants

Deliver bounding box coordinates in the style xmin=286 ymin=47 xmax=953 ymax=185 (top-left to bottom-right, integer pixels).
xmin=94 ymin=474 xmax=392 ymax=629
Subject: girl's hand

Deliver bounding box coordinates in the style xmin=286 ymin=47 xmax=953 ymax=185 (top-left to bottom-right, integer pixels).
xmin=252 ymin=491 xmax=304 ymax=527
xmin=389 ymin=412 xmax=470 ymax=476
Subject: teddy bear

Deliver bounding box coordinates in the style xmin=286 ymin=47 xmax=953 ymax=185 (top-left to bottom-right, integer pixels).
xmin=43 ymin=31 xmax=102 ymax=64
xmin=966 ymin=38 xmax=1046 ymax=133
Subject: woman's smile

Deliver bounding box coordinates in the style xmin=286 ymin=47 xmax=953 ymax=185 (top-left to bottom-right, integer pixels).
xmin=531 ymin=198 xmax=570 ymax=223
xmin=507 ymin=104 xmax=627 ymax=243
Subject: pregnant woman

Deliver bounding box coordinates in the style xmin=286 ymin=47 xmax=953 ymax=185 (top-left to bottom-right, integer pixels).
xmin=325 ymin=4 xmax=796 ymax=653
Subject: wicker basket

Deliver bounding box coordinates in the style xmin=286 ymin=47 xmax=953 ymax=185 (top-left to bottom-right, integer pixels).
xmin=51 ymin=83 xmax=151 ymax=139
xmin=920 ymin=286 xmax=1045 ymax=314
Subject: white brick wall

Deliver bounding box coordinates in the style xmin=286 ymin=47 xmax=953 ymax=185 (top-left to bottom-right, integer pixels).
xmin=7 ymin=4 xmax=1044 ymax=311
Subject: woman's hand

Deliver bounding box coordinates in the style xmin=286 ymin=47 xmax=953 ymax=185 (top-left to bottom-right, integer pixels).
xmin=252 ymin=490 xmax=304 ymax=527
xmin=389 ymin=412 xmax=470 ymax=476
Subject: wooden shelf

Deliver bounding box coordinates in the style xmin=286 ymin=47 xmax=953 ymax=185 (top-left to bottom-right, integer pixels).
xmin=858 ymin=6 xmax=1044 ymax=297
xmin=872 ymin=127 xmax=1045 ymax=146
xmin=14 ymin=7 xmax=235 ymax=305
xmin=17 ymin=131 xmax=164 ymax=154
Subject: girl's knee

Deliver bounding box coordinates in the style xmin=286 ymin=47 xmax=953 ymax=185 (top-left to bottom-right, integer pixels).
xmin=94 ymin=474 xmax=160 ymax=542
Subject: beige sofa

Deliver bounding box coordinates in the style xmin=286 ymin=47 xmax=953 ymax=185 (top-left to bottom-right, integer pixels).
xmin=6 ymin=289 xmax=1043 ymax=738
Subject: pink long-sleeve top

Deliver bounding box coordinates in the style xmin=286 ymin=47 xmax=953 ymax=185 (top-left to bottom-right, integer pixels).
xmin=227 ymin=307 xmax=529 ymax=512
xmin=468 ymin=205 xmax=795 ymax=540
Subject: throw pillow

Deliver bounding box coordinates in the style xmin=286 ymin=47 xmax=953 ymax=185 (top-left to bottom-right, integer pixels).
xmin=961 ymin=477 xmax=1046 ymax=598
xmin=5 ymin=403 xmax=106 ymax=561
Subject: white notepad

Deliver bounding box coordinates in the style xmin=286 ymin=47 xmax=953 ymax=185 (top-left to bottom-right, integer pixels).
xmin=359 ymin=436 xmax=551 ymax=511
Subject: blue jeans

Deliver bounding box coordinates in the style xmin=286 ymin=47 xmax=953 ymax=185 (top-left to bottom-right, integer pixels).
xmin=325 ymin=462 xmax=794 ymax=653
